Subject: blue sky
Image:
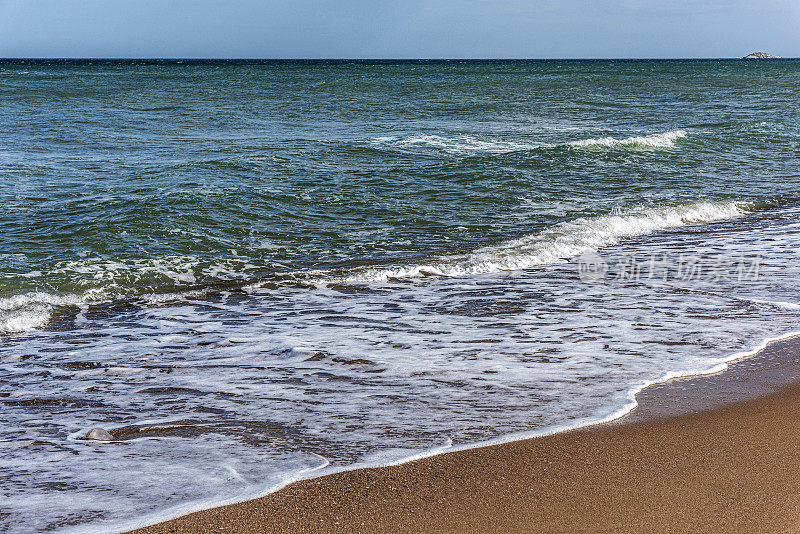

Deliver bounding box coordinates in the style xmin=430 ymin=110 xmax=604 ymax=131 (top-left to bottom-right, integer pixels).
xmin=1 ymin=0 xmax=798 ymax=58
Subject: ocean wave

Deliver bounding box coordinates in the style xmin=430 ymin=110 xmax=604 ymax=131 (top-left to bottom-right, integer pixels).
xmin=54 ymin=256 xmax=201 ymax=286
xmin=0 ymin=200 xmax=752 ymax=334
xmin=370 ymin=134 xmax=540 ymax=154
xmin=47 ymin=256 xmax=264 ymax=297
xmin=330 ymin=200 xmax=749 ymax=283
xmin=0 ymin=293 xmax=85 ymax=334
xmin=0 ymin=256 xmax=258 ymax=335
xmin=567 ymin=130 xmax=687 ymax=149
xmin=370 ymin=129 xmax=688 ymax=155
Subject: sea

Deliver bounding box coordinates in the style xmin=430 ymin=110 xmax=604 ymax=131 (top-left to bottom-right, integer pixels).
xmin=1 ymin=59 xmax=799 ymax=533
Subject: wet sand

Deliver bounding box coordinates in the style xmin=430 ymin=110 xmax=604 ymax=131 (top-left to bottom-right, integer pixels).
xmin=132 ymin=336 xmax=800 ymax=533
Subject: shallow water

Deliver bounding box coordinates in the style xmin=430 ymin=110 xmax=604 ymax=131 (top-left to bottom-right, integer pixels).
xmin=1 ymin=59 xmax=800 ymax=532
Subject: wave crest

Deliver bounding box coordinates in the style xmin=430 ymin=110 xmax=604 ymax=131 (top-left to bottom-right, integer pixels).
xmin=333 ymin=200 xmax=748 ymax=283
xmin=370 ymin=134 xmax=539 ymax=154
xmin=0 ymin=200 xmax=750 ymax=334
xmin=0 ymin=293 xmax=84 ymax=334
xmin=370 ymin=129 xmax=688 ymax=155
xmin=568 ymin=130 xmax=687 ymax=149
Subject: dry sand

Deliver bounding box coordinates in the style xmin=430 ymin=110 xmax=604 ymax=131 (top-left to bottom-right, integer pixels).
xmin=132 ymin=337 xmax=800 ymax=533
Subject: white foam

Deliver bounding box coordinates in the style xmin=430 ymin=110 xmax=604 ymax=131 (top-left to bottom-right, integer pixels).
xmin=568 ymin=129 xmax=687 ymax=148
xmin=371 ymin=129 xmax=688 ymax=154
xmin=71 ymin=457 xmax=332 ymax=534
xmin=9 ymin=203 xmax=800 ymax=533
xmin=55 ymin=256 xmax=203 ymax=287
xmin=105 ymin=330 xmax=800 ymax=534
xmin=748 ymin=299 xmax=800 ymax=310
xmin=334 ymin=200 xmax=748 ymax=283
xmin=0 ymin=292 xmax=84 ymax=334
xmin=0 ymin=308 xmax=52 ymax=333
xmin=371 ymin=134 xmax=541 ymax=154
xmin=0 ymin=255 xmax=261 ymax=334
xmin=0 ymin=199 xmax=751 ymax=334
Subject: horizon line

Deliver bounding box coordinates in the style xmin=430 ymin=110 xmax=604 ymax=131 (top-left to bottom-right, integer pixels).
xmin=0 ymin=56 xmax=796 ymax=61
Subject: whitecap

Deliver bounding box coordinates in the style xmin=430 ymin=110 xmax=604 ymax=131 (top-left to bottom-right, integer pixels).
xmin=331 ymin=200 xmax=748 ymax=283
xmin=568 ymin=129 xmax=687 ymax=149
xmin=370 ymin=129 xmax=688 ymax=155
xmin=0 ymin=292 xmax=85 ymax=334
xmin=370 ymin=134 xmax=540 ymax=154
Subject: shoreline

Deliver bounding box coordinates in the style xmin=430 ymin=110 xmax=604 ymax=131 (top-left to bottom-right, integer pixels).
xmin=125 ymin=332 xmax=800 ymax=533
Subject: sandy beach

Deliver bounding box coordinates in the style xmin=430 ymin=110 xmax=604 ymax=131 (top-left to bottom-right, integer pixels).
xmin=130 ymin=336 xmax=800 ymax=533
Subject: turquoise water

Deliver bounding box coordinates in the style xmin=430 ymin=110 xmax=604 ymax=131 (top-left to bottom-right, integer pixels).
xmin=2 ymin=59 xmax=800 ymax=532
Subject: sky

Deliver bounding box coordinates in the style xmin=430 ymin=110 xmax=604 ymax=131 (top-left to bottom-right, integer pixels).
xmin=0 ymin=0 xmax=798 ymax=59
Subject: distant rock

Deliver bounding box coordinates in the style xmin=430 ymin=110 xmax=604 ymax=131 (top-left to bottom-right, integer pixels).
xmin=743 ymin=52 xmax=782 ymax=59
xmin=85 ymin=428 xmax=114 ymax=441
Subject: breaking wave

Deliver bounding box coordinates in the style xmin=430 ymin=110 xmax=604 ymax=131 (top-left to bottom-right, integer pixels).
xmin=0 ymin=256 xmax=259 ymax=335
xmin=371 ymin=129 xmax=688 ymax=155
xmin=370 ymin=134 xmax=540 ymax=154
xmin=0 ymin=199 xmax=752 ymax=334
xmin=0 ymin=293 xmax=84 ymax=334
xmin=567 ymin=130 xmax=687 ymax=148
xmin=332 ymin=200 xmax=749 ymax=283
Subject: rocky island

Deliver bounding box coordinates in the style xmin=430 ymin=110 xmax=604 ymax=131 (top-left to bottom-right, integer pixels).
xmin=743 ymin=52 xmax=782 ymax=59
